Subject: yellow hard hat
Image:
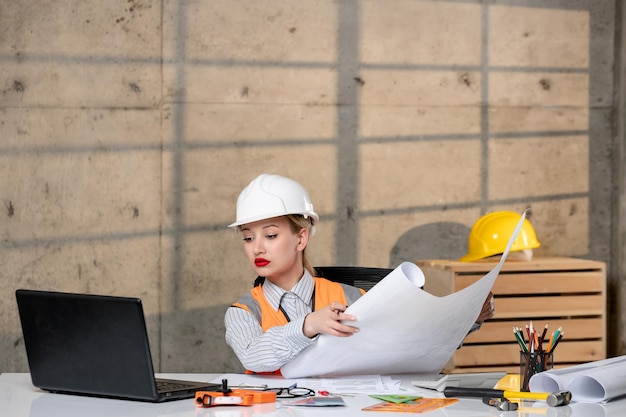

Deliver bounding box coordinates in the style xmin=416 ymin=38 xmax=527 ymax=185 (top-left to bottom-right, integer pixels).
xmin=460 ymin=211 xmax=540 ymax=262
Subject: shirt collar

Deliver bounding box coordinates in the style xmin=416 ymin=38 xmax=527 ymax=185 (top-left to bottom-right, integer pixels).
xmin=262 ymin=270 xmax=315 ymax=311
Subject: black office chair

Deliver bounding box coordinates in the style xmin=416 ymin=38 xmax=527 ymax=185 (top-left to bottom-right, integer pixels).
xmin=314 ymin=266 xmax=393 ymax=291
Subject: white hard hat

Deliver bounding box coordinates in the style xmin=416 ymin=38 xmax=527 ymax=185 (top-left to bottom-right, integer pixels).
xmin=229 ymin=174 xmax=319 ymax=232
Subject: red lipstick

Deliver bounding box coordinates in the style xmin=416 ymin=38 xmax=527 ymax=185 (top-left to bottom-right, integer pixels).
xmin=255 ymin=258 xmax=270 ymax=267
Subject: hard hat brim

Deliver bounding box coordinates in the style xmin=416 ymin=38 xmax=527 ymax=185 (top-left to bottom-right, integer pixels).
xmin=228 ymin=211 xmax=319 ymax=229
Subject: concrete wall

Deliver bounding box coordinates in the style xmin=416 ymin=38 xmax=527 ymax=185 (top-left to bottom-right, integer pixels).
xmin=1 ymin=0 xmax=621 ymax=373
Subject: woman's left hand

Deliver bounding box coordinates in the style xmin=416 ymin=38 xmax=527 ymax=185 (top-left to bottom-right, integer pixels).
xmin=476 ymin=292 xmax=495 ymax=323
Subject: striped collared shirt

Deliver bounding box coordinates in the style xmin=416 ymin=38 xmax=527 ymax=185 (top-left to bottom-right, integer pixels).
xmin=225 ymin=271 xmax=318 ymax=373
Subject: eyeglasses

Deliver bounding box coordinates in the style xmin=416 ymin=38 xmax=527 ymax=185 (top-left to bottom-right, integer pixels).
xmin=233 ymin=383 xmax=315 ymax=399
xmin=264 ymin=386 xmax=315 ymax=398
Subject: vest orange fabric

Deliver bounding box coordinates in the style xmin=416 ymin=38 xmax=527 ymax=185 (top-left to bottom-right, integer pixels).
xmin=232 ymin=277 xmax=354 ymax=330
xmin=231 ymin=277 xmax=364 ymax=375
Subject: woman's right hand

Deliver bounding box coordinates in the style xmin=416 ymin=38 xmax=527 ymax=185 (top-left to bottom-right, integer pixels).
xmin=302 ymin=302 xmax=359 ymax=338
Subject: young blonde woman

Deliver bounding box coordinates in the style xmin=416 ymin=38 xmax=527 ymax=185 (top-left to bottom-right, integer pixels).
xmin=224 ymin=174 xmax=494 ymax=374
xmin=224 ymin=174 xmax=363 ymax=373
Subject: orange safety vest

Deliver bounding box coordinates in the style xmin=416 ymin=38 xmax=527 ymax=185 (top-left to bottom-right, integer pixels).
xmin=231 ymin=277 xmax=364 ymax=374
xmin=232 ymin=277 xmax=363 ymax=331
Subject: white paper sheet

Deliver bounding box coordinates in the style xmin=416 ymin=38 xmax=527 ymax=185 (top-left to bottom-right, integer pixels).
xmin=211 ymin=373 xmax=400 ymax=395
xmin=281 ymin=211 xmax=529 ymax=378
xmin=529 ymin=355 xmax=626 ymax=403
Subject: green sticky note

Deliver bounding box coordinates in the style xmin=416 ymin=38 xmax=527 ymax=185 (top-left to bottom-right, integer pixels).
xmin=369 ymin=394 xmax=422 ymax=404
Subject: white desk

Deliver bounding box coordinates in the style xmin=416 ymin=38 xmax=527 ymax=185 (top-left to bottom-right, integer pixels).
xmin=1 ymin=373 xmax=623 ymax=417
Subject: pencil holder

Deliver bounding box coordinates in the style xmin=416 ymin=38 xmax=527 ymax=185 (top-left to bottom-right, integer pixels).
xmin=520 ymin=351 xmax=553 ymax=392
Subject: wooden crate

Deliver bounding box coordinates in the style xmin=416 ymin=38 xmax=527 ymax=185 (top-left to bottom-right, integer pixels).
xmin=416 ymin=257 xmax=606 ymax=373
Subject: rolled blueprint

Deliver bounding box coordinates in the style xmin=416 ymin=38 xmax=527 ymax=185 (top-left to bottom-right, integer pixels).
xmin=281 ymin=210 xmax=529 ymax=378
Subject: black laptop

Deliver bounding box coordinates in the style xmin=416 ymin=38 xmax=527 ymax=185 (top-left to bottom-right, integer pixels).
xmin=15 ymin=289 xmax=219 ymax=402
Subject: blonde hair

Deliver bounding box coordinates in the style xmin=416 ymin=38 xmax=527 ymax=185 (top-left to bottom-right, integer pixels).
xmin=284 ymin=214 xmax=316 ymax=277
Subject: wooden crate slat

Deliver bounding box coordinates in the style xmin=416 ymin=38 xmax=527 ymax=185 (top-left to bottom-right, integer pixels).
xmin=453 ymin=341 xmax=605 ymax=367
xmin=463 ymin=317 xmax=604 ymax=343
xmin=418 ymin=257 xmax=605 ymax=274
xmin=455 ymin=272 xmax=604 ymax=294
xmin=493 ymin=295 xmax=604 ymax=318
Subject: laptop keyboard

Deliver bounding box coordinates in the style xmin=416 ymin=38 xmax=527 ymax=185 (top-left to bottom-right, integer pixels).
xmin=156 ymin=380 xmax=195 ymax=392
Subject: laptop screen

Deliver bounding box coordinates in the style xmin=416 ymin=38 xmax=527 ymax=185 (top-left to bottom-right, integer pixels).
xmin=16 ymin=289 xmax=160 ymax=400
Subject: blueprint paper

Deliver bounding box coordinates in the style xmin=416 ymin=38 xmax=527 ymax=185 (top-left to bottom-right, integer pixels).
xmin=281 ymin=210 xmax=529 ymax=378
xmin=530 ymin=355 xmax=626 ymax=403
